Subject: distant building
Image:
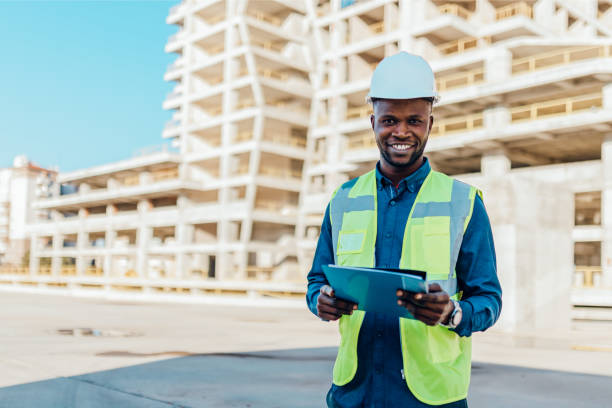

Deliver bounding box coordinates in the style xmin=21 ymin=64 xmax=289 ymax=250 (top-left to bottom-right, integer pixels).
xmin=0 ymin=156 xmax=55 ymax=266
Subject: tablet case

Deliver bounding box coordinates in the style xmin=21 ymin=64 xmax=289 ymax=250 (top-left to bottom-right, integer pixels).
xmin=322 ymin=264 xmax=428 ymax=319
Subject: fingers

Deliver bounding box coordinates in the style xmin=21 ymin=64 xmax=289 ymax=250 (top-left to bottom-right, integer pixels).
xmin=396 ymin=288 xmax=450 ymax=326
xmin=317 ymin=303 xmax=343 ymax=321
xmin=317 ymin=286 xmax=358 ymax=321
xmin=396 ymin=289 xmax=449 ymax=306
xmin=428 ymin=283 xmax=443 ymax=293
xmin=398 ymin=299 xmax=443 ymax=325
xmin=320 ymin=285 xmax=334 ymax=298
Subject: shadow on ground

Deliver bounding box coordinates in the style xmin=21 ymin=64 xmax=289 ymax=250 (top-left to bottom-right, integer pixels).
xmin=0 ymin=347 xmax=610 ymax=408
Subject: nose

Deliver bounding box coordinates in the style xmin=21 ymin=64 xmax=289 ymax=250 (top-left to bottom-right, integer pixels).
xmin=393 ymin=122 xmax=410 ymax=138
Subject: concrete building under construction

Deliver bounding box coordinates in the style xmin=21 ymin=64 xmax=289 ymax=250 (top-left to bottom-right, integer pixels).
xmin=2 ymin=0 xmax=612 ymax=330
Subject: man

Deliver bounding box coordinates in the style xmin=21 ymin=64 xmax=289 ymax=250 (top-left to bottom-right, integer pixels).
xmin=306 ymin=52 xmax=502 ymax=407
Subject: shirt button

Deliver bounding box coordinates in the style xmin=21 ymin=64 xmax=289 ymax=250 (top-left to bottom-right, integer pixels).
xmin=376 ymin=331 xmax=383 ymax=338
xmin=376 ymin=367 xmax=382 ymax=374
xmin=385 ymin=232 xmax=391 ymax=239
xmin=408 ymin=185 xmax=415 ymax=193
xmin=390 ymin=200 xmax=396 ymax=206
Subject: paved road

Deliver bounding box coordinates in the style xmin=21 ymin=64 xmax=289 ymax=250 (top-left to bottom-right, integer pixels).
xmin=1 ymin=348 xmax=611 ymax=407
xmin=1 ymin=291 xmax=611 ymax=407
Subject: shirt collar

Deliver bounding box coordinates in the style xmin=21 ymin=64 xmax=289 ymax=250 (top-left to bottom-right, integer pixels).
xmin=375 ymin=157 xmax=431 ymax=193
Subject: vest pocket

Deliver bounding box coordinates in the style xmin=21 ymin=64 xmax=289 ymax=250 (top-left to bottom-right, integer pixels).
xmin=423 ymin=217 xmax=450 ymax=276
xmin=337 ymin=230 xmax=366 ymax=255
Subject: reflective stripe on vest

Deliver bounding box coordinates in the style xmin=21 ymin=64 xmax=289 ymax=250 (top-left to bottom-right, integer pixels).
xmin=329 ymin=169 xmax=480 ymax=405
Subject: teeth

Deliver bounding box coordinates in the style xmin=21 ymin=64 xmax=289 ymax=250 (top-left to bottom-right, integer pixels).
xmin=392 ymin=144 xmax=414 ymax=151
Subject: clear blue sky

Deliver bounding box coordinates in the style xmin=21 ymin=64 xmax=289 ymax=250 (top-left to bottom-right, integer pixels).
xmin=0 ymin=0 xmax=179 ymax=172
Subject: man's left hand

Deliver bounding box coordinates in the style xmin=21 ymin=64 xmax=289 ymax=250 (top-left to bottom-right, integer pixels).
xmin=396 ymin=283 xmax=454 ymax=326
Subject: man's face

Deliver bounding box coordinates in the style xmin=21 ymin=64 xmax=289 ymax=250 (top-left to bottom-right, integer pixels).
xmin=370 ymin=98 xmax=433 ymax=173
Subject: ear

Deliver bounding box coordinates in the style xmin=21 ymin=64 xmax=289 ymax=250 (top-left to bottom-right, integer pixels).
xmin=370 ymin=114 xmax=375 ymax=130
xmin=428 ymin=114 xmax=434 ymax=134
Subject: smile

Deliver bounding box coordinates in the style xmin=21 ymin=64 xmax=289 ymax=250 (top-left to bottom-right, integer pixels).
xmin=390 ymin=143 xmax=415 ymax=151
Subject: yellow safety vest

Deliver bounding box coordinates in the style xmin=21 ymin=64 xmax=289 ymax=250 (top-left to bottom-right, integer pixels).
xmin=329 ymin=169 xmax=480 ymax=405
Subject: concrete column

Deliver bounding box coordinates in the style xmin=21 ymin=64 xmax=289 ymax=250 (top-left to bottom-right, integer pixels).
xmin=76 ymin=233 xmax=87 ymax=276
xmin=330 ymin=14 xmax=346 ymax=50
xmin=136 ymin=226 xmax=151 ymax=279
xmin=484 ymin=48 xmax=512 ymax=83
xmin=29 ymin=234 xmax=39 ymax=275
xmin=51 ymin=181 xmax=60 ymax=198
xmin=51 ymin=233 xmax=63 ymax=276
xmin=175 ymin=222 xmax=193 ymax=279
xmin=481 ymin=149 xmax=511 ymax=177
xmin=478 ymin=172 xmax=573 ymax=333
xmin=602 ymin=83 xmax=612 ymax=110
xmin=107 ymin=177 xmax=119 ymax=190
xmin=104 ymin=229 xmax=116 ymax=279
xmin=139 ymin=171 xmax=152 ymax=186
xmin=106 ymin=204 xmax=117 ymax=217
xmin=483 ymin=106 xmax=511 ymax=132
xmin=78 ymin=183 xmax=91 ymax=195
xmin=136 ymin=199 xmax=152 ymax=278
xmin=76 ymin=208 xmax=89 ymax=276
xmin=600 ymin=134 xmax=612 ymax=287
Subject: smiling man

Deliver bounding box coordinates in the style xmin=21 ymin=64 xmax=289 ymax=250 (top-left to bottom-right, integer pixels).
xmin=306 ymin=52 xmax=502 ymax=407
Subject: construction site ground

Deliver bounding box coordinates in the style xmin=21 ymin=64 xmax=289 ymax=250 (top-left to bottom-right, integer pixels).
xmin=0 ymin=291 xmax=611 ymax=407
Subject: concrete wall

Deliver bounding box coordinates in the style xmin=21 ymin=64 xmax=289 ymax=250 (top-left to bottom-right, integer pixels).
xmin=463 ymin=155 xmax=573 ymax=332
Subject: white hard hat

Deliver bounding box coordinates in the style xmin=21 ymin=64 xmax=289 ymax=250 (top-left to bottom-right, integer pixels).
xmin=368 ymin=52 xmax=438 ymax=101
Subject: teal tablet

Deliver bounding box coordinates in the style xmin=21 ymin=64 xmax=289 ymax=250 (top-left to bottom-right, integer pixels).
xmin=322 ymin=264 xmax=428 ymax=319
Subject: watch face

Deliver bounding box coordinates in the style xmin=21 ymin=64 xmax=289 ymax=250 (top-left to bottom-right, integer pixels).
xmin=452 ymin=307 xmax=462 ymax=326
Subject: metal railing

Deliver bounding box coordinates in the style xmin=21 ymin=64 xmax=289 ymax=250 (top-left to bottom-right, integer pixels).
xmin=86 ymin=267 xmax=103 ymax=276
xmin=495 ymin=1 xmax=532 ymax=21
xmin=0 ymin=266 xmax=29 ymax=275
xmin=254 ymin=200 xmax=297 ymax=212
xmin=436 ymin=68 xmax=485 ymax=92
xmin=0 ymin=273 xmax=307 ymax=298
xmin=438 ymin=3 xmax=472 ymax=19
xmin=246 ymin=266 xmax=274 ymax=280
xmin=235 ymin=131 xmax=253 ymax=142
xmin=437 ymin=37 xmax=483 ymax=56
xmin=512 ymin=45 xmax=612 ymax=74
xmin=61 ymin=266 xmax=77 ymax=276
xmin=249 ymin=11 xmax=282 ymax=26
xmin=252 ymin=40 xmax=285 ymax=52
xmin=346 ymin=106 xmax=372 ymax=120
xmin=574 ymin=266 xmax=602 ymax=287
xmin=510 ymin=93 xmax=603 ymax=122
xmin=258 ymin=68 xmax=289 ymax=81
xmin=260 ymin=166 xmax=302 ymax=179
xmin=152 ymin=168 xmax=179 ymax=182
xmin=262 ymin=134 xmax=307 ymax=148
xmin=236 ymin=99 xmax=255 ymax=110
xmin=123 ymin=175 xmax=140 ymax=186
xmin=431 ymin=113 xmax=484 ymax=137
xmin=347 ymin=132 xmax=376 ymax=150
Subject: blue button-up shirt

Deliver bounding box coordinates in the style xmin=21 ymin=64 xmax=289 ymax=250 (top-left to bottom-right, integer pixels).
xmin=306 ymin=158 xmax=502 ymax=408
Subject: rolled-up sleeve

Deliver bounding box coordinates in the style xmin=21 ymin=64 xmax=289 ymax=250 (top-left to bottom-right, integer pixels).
xmin=453 ymin=195 xmax=502 ymax=337
xmin=306 ymin=204 xmax=335 ymax=317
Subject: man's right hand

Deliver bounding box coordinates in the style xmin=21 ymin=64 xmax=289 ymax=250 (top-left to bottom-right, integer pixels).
xmin=317 ymin=285 xmax=358 ymax=321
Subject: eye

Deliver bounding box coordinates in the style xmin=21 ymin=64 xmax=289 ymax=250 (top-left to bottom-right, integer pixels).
xmin=408 ymin=118 xmax=423 ymax=125
xmin=382 ymin=118 xmax=397 ymax=125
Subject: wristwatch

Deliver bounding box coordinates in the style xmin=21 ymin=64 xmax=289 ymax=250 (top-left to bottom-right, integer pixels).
xmin=441 ymin=300 xmax=462 ymax=329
